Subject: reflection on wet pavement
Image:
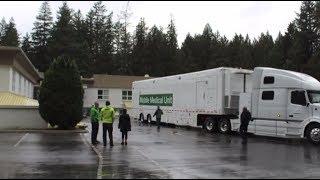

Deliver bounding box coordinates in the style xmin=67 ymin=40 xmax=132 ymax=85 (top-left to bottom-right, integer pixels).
xmin=1 ymin=118 xmax=320 ymax=178
xmin=84 ymin=119 xmax=320 ymax=179
xmin=0 ymin=133 xmax=97 ymax=179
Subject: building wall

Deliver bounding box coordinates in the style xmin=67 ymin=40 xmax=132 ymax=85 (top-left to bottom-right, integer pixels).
xmin=0 ymin=65 xmax=10 ymax=92
xmin=0 ymin=107 xmax=48 ymax=129
xmin=84 ymin=87 xmax=132 ymax=109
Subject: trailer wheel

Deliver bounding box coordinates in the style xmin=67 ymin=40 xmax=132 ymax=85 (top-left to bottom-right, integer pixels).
xmin=139 ymin=113 xmax=144 ymax=123
xmin=219 ymin=118 xmax=231 ymax=134
xmin=147 ymin=114 xmax=152 ymax=123
xmin=306 ymin=123 xmax=320 ymax=145
xmin=204 ymin=118 xmax=216 ymax=133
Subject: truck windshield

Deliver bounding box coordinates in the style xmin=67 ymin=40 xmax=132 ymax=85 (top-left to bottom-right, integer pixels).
xmin=307 ymin=90 xmax=320 ymax=104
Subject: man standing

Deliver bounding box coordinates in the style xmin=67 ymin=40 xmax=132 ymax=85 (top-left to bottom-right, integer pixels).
xmin=240 ymin=107 xmax=252 ymax=144
xmin=90 ymin=102 xmax=100 ymax=145
xmin=100 ymin=101 xmax=115 ymax=147
xmin=153 ymin=106 xmax=163 ymax=129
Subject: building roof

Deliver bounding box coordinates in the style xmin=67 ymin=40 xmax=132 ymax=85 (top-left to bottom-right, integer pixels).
xmin=0 ymin=91 xmax=38 ymax=107
xmin=90 ymin=74 xmax=153 ymax=89
xmin=0 ymin=46 xmax=41 ymax=83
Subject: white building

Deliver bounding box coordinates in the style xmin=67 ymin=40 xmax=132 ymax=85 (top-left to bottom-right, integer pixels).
xmin=0 ymin=46 xmax=39 ymax=98
xmin=82 ymin=74 xmax=152 ymax=113
xmin=0 ymin=46 xmax=47 ymax=129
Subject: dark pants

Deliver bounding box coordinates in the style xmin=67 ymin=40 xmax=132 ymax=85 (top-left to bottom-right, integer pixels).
xmin=156 ymin=118 xmax=161 ymax=128
xmin=102 ymin=123 xmax=113 ymax=146
xmin=240 ymin=122 xmax=249 ymax=142
xmin=122 ymin=131 xmax=128 ymax=141
xmin=91 ymin=122 xmax=99 ymax=144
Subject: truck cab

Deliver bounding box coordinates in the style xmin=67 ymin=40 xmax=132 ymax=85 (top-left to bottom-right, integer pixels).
xmin=238 ymin=67 xmax=320 ymax=144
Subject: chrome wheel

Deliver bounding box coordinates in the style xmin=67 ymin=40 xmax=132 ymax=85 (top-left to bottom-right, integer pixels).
xmin=219 ymin=119 xmax=231 ymax=134
xmin=310 ymin=128 xmax=320 ymax=143
xmin=206 ymin=121 xmax=214 ymax=131
xmin=147 ymin=115 xmax=151 ymax=123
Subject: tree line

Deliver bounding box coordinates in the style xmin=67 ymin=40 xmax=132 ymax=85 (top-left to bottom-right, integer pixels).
xmin=1 ymin=1 xmax=320 ymax=80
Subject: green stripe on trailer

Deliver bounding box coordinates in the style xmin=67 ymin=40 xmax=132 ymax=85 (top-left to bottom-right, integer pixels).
xmin=139 ymin=94 xmax=173 ymax=106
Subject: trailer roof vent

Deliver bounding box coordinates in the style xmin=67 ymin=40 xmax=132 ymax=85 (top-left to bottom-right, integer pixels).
xmin=144 ymin=74 xmax=150 ymax=77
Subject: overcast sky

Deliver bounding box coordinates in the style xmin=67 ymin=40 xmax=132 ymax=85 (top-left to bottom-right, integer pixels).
xmin=0 ymin=1 xmax=301 ymax=46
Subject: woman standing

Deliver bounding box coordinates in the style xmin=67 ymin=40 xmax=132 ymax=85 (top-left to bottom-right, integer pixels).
xmin=118 ymin=109 xmax=131 ymax=145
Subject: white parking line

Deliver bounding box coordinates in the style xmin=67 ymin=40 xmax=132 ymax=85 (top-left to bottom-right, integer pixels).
xmin=134 ymin=146 xmax=168 ymax=173
xmin=14 ymin=133 xmax=29 ymax=147
xmin=80 ymin=134 xmax=103 ymax=179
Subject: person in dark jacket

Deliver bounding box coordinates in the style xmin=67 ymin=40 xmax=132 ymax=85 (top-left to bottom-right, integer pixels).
xmin=118 ymin=109 xmax=131 ymax=145
xmin=240 ymin=107 xmax=252 ymax=143
xmin=153 ymin=106 xmax=163 ymax=128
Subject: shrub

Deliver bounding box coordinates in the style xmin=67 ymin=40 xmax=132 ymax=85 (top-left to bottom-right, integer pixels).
xmin=39 ymin=56 xmax=84 ymax=129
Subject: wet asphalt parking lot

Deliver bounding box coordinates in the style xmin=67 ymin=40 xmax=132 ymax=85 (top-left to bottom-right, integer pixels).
xmin=1 ymin=118 xmax=320 ymax=178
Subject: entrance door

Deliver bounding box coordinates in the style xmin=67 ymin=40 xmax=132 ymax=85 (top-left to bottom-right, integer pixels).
xmin=284 ymin=90 xmax=309 ymax=135
xmin=255 ymin=89 xmax=279 ymax=136
xmin=196 ymin=81 xmax=207 ymax=109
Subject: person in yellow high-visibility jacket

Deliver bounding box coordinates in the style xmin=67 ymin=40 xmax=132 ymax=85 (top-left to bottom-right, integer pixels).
xmin=100 ymin=101 xmax=115 ymax=147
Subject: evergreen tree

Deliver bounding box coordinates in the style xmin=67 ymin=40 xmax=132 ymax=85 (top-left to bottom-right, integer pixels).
xmin=0 ymin=18 xmax=7 ymax=44
xmin=39 ymin=55 xmax=84 ymax=129
xmin=72 ymin=10 xmax=91 ymax=77
xmin=179 ymin=33 xmax=197 ymax=73
xmin=295 ymin=1 xmax=316 ymax=71
xmin=21 ymin=33 xmax=33 ymax=58
xmin=114 ymin=2 xmax=133 ymax=75
xmin=49 ymin=2 xmax=75 ymax=59
xmin=270 ymin=32 xmax=286 ymax=68
xmin=145 ymin=25 xmax=167 ymax=76
xmin=165 ymin=16 xmax=178 ymax=75
xmin=313 ymin=1 xmax=320 ymax=53
xmin=132 ymin=18 xmax=148 ymax=75
xmin=252 ymin=32 xmax=274 ymax=67
xmin=199 ymin=24 xmax=214 ymax=69
xmin=1 ymin=18 xmax=19 ymax=46
xmin=31 ymin=1 xmax=53 ymax=72
xmin=86 ymin=1 xmax=114 ymax=74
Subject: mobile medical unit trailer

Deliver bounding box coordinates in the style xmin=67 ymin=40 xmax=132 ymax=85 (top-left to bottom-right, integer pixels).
xmin=132 ymin=67 xmax=253 ymax=133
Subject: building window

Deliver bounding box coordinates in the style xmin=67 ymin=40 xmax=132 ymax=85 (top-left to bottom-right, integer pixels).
xmin=12 ymin=70 xmax=16 ymax=92
xmin=24 ymin=79 xmax=27 ymax=96
xmin=122 ymin=90 xmax=132 ymax=100
xmin=18 ymin=74 xmax=22 ymax=95
xmin=98 ymin=89 xmax=109 ymax=100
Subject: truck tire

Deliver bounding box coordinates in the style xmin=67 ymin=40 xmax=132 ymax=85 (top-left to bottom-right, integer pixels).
xmin=204 ymin=118 xmax=216 ymax=133
xmin=219 ymin=118 xmax=231 ymax=134
xmin=306 ymin=124 xmax=320 ymax=145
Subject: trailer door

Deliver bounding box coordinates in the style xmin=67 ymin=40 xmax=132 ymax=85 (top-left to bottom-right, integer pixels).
xmin=196 ymin=81 xmax=207 ymax=109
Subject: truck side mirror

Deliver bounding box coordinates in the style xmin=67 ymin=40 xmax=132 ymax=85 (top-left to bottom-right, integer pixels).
xmin=307 ymin=102 xmax=310 ymax=107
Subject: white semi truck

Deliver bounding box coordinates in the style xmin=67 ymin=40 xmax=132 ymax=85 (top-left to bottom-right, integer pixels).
xmin=132 ymin=67 xmax=320 ymax=144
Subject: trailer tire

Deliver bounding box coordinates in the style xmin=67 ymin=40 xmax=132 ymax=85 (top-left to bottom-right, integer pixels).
xmin=306 ymin=123 xmax=320 ymax=145
xmin=219 ymin=118 xmax=231 ymax=134
xmin=204 ymin=118 xmax=216 ymax=133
